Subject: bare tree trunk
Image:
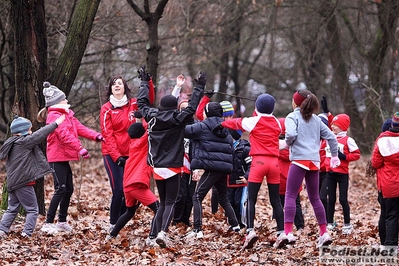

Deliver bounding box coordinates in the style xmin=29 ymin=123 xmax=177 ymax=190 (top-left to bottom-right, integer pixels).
xmin=50 ymin=0 xmax=101 ymax=95
xmin=320 ymin=0 xmax=368 ymax=152
xmin=126 ymin=0 xmax=169 ymax=88
xmin=10 ymin=0 xmax=48 ymax=214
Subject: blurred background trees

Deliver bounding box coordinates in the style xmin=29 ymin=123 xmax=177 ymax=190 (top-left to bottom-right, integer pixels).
xmin=0 ymin=0 xmax=398 ymax=154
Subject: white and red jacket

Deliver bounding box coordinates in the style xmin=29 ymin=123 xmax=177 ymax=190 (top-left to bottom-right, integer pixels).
xmin=372 ymin=130 xmax=399 ymax=198
xmin=221 ymin=111 xmax=282 ymax=157
xmin=325 ymin=132 xmax=360 ymax=174
xmin=46 ymin=107 xmax=100 ymax=162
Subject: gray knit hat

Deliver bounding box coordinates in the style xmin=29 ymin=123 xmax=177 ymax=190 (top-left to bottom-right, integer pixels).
xmin=43 ymin=81 xmax=66 ymax=107
xmin=10 ymin=116 xmax=32 ymax=136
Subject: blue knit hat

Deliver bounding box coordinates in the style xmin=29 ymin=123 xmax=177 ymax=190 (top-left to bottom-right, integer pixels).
xmin=255 ymin=93 xmax=275 ymax=114
xmin=220 ymin=101 xmax=234 ymax=117
xmin=382 ymin=118 xmax=392 ymax=132
xmin=10 ymin=116 xmax=32 ymax=136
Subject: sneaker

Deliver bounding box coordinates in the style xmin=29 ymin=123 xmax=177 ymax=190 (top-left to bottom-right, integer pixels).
xmin=21 ymin=232 xmax=30 ymax=238
xmin=342 ymin=224 xmax=354 ymax=234
xmin=287 ymin=232 xmax=297 ymax=244
xmin=40 ymin=223 xmax=58 ymax=235
xmin=108 ymin=224 xmax=115 ymax=233
xmin=230 ymin=225 xmax=241 ymax=233
xmin=105 ymin=234 xmax=116 ymax=241
xmin=56 ymin=222 xmax=73 ymax=232
xmin=273 ymin=232 xmax=288 ymax=248
xmin=327 ymin=223 xmax=335 ymax=231
xmin=242 ymin=230 xmax=259 ymax=249
xmin=156 ymin=231 xmax=167 ymax=248
xmin=0 ymin=230 xmax=7 ymax=239
xmin=145 ymin=237 xmax=157 ymax=247
xmin=317 ymin=232 xmax=333 ymax=248
xmin=185 ymin=229 xmax=204 ymax=239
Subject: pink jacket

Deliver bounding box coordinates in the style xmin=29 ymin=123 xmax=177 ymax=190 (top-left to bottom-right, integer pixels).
xmin=46 ymin=107 xmax=100 ymax=162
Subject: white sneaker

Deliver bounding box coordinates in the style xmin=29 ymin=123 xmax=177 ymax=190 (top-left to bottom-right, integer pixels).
xmin=0 ymin=230 xmax=7 ymax=239
xmin=40 ymin=223 xmax=58 ymax=235
xmin=342 ymin=224 xmax=353 ymax=234
xmin=327 ymin=223 xmax=335 ymax=231
xmin=242 ymin=230 xmax=259 ymax=249
xmin=21 ymin=232 xmax=30 ymax=238
xmin=145 ymin=237 xmax=157 ymax=247
xmin=156 ymin=231 xmax=167 ymax=248
xmin=287 ymin=232 xmax=297 ymax=244
xmin=317 ymin=232 xmax=333 ymax=248
xmin=185 ymin=229 xmax=204 ymax=239
xmin=108 ymin=224 xmax=115 ymax=233
xmin=56 ymin=222 xmax=73 ymax=232
xmin=273 ymin=232 xmax=288 ymax=248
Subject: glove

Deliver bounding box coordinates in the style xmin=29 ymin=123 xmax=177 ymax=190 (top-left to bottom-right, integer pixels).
xmin=134 ymin=110 xmax=143 ymax=119
xmin=204 ymin=90 xmax=215 ymax=98
xmin=321 ymin=96 xmax=329 ymax=113
xmin=330 ymin=156 xmax=341 ymax=168
xmin=195 ymin=71 xmax=207 ymax=86
xmin=212 ymin=123 xmax=224 ymax=133
xmin=338 ymin=151 xmax=346 ymax=160
xmin=96 ymin=134 xmax=105 ymax=142
xmin=79 ymin=148 xmax=90 ymax=159
xmin=138 ymin=66 xmax=150 ymax=81
xmin=116 ymin=156 xmax=127 ymax=167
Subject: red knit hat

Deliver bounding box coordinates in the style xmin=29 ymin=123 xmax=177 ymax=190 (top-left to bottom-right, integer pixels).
xmin=332 ymin=114 xmax=350 ymax=131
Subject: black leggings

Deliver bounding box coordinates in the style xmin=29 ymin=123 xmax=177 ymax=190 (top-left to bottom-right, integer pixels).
xmin=326 ymin=172 xmax=350 ymax=224
xmin=110 ymin=201 xmax=159 ymax=237
xmin=246 ymin=182 xmax=284 ymax=232
xmin=46 ymin=162 xmax=74 ymax=223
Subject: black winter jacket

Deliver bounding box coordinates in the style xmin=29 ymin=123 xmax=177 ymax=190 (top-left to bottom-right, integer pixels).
xmin=137 ymin=81 xmax=204 ymax=168
xmin=229 ymin=139 xmax=252 ymax=186
xmin=185 ymin=116 xmax=233 ymax=173
xmin=0 ymin=122 xmax=58 ymax=192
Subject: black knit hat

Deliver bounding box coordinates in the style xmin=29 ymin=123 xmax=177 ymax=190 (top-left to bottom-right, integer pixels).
xmin=205 ymin=102 xmax=223 ymax=118
xmin=159 ymin=95 xmax=177 ymax=111
xmin=127 ymin=122 xmax=145 ymax=139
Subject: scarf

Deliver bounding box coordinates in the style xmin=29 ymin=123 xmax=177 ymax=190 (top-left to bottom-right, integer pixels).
xmin=110 ymin=95 xmax=128 ymax=108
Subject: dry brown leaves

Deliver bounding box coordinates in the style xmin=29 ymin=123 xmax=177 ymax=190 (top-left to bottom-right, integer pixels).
xmin=0 ymin=157 xmax=381 ymax=265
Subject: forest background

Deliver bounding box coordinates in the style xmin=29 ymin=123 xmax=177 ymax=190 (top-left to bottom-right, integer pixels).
xmin=0 ymin=0 xmax=398 ymax=264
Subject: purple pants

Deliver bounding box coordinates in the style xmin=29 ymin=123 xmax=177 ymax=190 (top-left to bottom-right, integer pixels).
xmin=284 ymin=164 xmax=327 ymax=225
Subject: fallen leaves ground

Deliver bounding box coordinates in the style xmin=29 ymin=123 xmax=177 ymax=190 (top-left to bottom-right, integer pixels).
xmin=0 ymin=156 xmax=382 ymax=265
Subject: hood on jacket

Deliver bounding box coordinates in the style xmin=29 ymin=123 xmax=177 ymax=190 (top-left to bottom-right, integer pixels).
xmin=205 ymin=117 xmax=228 ymax=138
xmin=0 ymin=136 xmax=19 ymax=160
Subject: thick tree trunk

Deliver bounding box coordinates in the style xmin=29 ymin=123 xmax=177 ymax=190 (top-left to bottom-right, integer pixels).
xmin=50 ymin=0 xmax=101 ymax=95
xmin=10 ymin=0 xmax=48 ymax=214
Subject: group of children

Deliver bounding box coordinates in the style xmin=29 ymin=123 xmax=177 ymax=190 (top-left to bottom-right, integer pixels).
xmin=0 ymin=69 xmax=373 ymax=250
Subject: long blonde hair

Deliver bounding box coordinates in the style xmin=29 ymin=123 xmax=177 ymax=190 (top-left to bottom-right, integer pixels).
xmin=37 ymin=107 xmax=48 ymax=123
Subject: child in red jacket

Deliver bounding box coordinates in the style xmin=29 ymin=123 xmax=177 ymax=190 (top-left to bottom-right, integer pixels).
xmin=325 ymin=114 xmax=360 ymax=234
xmin=107 ymin=120 xmax=159 ymax=247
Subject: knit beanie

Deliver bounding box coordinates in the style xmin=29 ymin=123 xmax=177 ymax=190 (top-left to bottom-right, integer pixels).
xmin=159 ymin=95 xmax=177 ymax=111
xmin=293 ymin=90 xmax=311 ymax=107
xmin=382 ymin=118 xmax=392 ymax=132
xmin=332 ymin=114 xmax=350 ymax=131
xmin=127 ymin=122 xmax=145 ymax=139
xmin=205 ymin=102 xmax=223 ymax=118
xmin=255 ymin=93 xmax=275 ymax=114
xmin=10 ymin=116 xmax=32 ymax=136
xmin=220 ymin=101 xmax=234 ymax=117
xmin=43 ymin=81 xmax=66 ymax=107
xmin=391 ymin=112 xmax=399 ymax=128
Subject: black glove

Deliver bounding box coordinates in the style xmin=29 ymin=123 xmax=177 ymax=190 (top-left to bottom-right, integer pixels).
xmin=204 ymin=90 xmax=215 ymax=98
xmin=338 ymin=151 xmax=346 ymax=161
xmin=212 ymin=123 xmax=224 ymax=133
xmin=134 ymin=110 xmax=143 ymax=119
xmin=321 ymin=96 xmax=329 ymax=113
xmin=138 ymin=66 xmax=150 ymax=81
xmin=195 ymin=71 xmax=207 ymax=86
xmin=116 ymin=156 xmax=127 ymax=167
